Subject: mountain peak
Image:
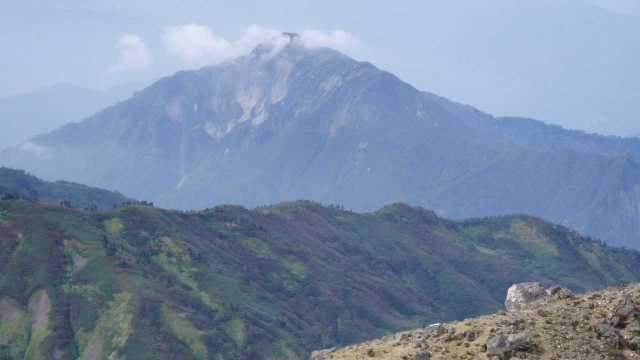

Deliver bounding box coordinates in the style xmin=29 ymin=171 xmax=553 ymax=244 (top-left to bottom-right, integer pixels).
xmin=247 ymin=31 xmax=347 ymax=62
xmin=282 ymin=31 xmax=300 ymax=41
xmin=248 ymin=31 xmax=302 ymax=58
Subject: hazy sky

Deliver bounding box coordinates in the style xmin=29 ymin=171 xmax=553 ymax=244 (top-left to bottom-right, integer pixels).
xmin=1 ymin=0 xmax=639 ymax=136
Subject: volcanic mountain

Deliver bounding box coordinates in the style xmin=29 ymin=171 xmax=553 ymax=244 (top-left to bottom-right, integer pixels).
xmin=2 ymin=35 xmax=640 ymax=248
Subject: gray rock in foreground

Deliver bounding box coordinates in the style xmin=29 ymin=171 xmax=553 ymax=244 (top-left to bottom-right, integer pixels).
xmin=505 ymin=282 xmax=547 ymax=312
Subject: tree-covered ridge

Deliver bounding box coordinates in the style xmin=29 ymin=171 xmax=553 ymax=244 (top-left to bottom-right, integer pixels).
xmin=0 ymin=167 xmax=128 ymax=210
xmin=1 ymin=199 xmax=640 ymax=359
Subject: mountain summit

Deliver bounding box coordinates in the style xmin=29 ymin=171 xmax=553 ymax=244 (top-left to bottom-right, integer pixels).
xmin=2 ymin=43 xmax=640 ymax=248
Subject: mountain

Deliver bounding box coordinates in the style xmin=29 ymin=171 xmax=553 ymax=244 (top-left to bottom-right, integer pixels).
xmin=2 ymin=36 xmax=640 ymax=248
xmin=312 ymin=283 xmax=640 ymax=360
xmin=0 ymin=83 xmax=140 ymax=150
xmin=0 ymin=167 xmax=128 ymax=210
xmin=2 ymin=198 xmax=640 ymax=359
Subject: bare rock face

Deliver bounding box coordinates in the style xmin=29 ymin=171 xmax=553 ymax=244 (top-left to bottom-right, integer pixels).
xmin=505 ymin=282 xmax=547 ymax=312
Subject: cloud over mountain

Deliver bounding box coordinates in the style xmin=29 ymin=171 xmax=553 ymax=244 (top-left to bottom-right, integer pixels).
xmin=111 ymin=34 xmax=151 ymax=71
xmin=163 ymin=24 xmax=358 ymax=67
xmin=299 ymin=29 xmax=360 ymax=50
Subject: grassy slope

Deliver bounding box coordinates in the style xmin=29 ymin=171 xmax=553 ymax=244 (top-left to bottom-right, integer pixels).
xmin=1 ymin=200 xmax=640 ymax=359
xmin=0 ymin=167 xmax=128 ymax=210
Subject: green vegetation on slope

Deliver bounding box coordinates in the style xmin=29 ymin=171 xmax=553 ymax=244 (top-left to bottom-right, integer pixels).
xmin=1 ymin=199 xmax=640 ymax=359
xmin=0 ymin=167 xmax=128 ymax=210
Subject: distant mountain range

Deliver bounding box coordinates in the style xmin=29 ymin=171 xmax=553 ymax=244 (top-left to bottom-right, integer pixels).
xmin=1 ymin=37 xmax=639 ymax=248
xmin=2 ymin=193 xmax=640 ymax=359
xmin=0 ymin=83 xmax=140 ymax=150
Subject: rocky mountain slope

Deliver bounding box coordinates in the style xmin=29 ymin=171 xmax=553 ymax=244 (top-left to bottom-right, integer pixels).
xmin=2 ymin=36 xmax=640 ymax=248
xmin=0 ymin=167 xmax=128 ymax=210
xmin=2 ymin=197 xmax=640 ymax=359
xmin=312 ymin=283 xmax=640 ymax=360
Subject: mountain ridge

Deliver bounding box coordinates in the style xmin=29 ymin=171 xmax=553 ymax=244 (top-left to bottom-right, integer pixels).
xmin=0 ymin=167 xmax=129 ymax=210
xmin=2 ymin=195 xmax=640 ymax=359
xmin=311 ymin=283 xmax=640 ymax=360
xmin=2 ymin=42 xmax=640 ymax=248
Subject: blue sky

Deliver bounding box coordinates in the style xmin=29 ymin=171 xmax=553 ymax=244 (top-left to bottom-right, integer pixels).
xmin=1 ymin=0 xmax=639 ymax=135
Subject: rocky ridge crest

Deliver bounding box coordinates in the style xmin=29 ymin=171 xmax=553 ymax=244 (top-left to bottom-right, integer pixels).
xmin=312 ymin=283 xmax=640 ymax=360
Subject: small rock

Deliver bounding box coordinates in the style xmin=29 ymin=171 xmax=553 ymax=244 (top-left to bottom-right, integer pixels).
xmin=593 ymin=322 xmax=623 ymax=348
xmin=486 ymin=331 xmax=536 ymax=359
xmin=507 ymin=332 xmax=535 ymax=352
xmin=413 ymin=352 xmax=430 ymax=360
xmin=627 ymin=319 xmax=640 ymax=332
xmin=425 ymin=324 xmax=446 ymax=337
xmin=486 ymin=334 xmax=509 ymax=357
xmin=625 ymin=335 xmax=640 ymax=351
xmin=611 ymin=296 xmax=637 ymax=328
xmin=366 ymin=348 xmax=375 ymax=357
xmin=463 ymin=330 xmax=476 ymax=342
xmin=546 ymin=286 xmax=574 ymax=299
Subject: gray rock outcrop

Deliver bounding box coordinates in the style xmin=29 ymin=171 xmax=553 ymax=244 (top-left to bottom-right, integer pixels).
xmin=505 ymin=282 xmax=547 ymax=312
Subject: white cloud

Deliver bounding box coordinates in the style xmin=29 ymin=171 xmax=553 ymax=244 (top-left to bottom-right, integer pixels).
xmin=299 ymin=30 xmax=360 ymax=51
xmin=111 ymin=34 xmax=151 ymax=71
xmin=163 ymin=24 xmax=359 ymax=67
xmin=163 ymin=24 xmax=233 ymax=66
xmin=234 ymin=25 xmax=290 ymax=55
